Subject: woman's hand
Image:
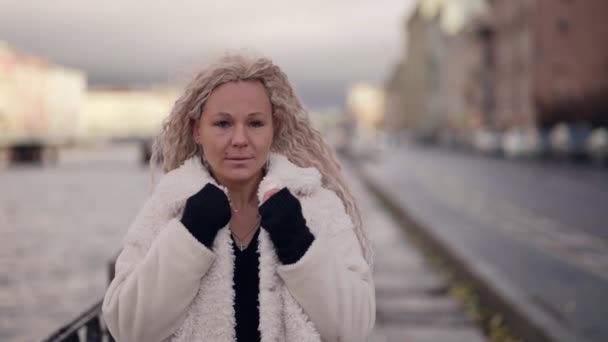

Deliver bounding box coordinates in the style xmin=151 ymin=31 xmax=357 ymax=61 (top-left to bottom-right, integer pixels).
xmin=262 ymin=188 xmax=280 ymax=204
xmin=259 ymin=188 xmax=315 ymax=264
xmin=181 ymin=183 xmax=231 ymax=248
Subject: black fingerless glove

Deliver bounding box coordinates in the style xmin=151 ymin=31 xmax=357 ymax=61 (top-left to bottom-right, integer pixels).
xmin=181 ymin=183 xmax=231 ymax=249
xmin=259 ymin=188 xmax=315 ymax=264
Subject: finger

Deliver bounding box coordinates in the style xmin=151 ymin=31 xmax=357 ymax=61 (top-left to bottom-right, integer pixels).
xmin=262 ymin=188 xmax=280 ymax=204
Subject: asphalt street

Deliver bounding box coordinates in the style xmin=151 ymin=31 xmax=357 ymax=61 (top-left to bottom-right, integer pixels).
xmin=357 ymin=142 xmax=608 ymax=342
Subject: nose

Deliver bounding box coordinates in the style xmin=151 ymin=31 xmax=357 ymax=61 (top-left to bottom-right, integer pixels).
xmin=231 ymin=124 xmax=248 ymax=147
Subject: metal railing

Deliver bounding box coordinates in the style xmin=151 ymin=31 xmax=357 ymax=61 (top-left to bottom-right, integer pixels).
xmin=42 ymin=254 xmax=118 ymax=342
xmin=41 ymin=301 xmax=114 ymax=342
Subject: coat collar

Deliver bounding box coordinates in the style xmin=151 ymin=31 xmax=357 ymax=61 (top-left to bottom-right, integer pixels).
xmin=136 ymin=152 xmax=323 ymax=341
xmin=154 ymin=152 xmax=322 ymax=205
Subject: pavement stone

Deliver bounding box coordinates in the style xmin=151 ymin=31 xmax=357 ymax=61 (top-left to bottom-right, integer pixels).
xmin=373 ymin=325 xmax=487 ymax=342
xmin=341 ymin=161 xmax=487 ymax=342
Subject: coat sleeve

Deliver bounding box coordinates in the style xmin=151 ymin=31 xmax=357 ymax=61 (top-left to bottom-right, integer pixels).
xmin=276 ymin=189 xmax=375 ymax=342
xmin=102 ymin=196 xmax=216 ymax=342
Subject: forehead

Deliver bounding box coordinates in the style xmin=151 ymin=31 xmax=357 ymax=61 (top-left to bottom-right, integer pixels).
xmin=203 ymin=80 xmax=271 ymax=114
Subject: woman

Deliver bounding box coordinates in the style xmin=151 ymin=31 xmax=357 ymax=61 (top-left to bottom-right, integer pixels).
xmin=102 ymin=53 xmax=375 ymax=342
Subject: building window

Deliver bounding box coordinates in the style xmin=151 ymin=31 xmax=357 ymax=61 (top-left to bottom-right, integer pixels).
xmin=557 ymin=18 xmax=570 ymax=33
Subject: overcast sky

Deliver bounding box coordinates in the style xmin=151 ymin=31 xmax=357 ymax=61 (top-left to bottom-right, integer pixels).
xmin=0 ymin=0 xmax=416 ymax=109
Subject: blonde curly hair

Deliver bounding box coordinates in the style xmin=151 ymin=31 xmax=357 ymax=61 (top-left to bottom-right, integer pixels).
xmin=150 ymin=53 xmax=372 ymax=265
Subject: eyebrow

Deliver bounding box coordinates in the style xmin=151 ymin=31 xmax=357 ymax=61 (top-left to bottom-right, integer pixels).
xmin=214 ymin=111 xmax=268 ymax=117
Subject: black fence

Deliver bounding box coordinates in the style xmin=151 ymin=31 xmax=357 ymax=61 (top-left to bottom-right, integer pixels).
xmin=41 ymin=301 xmax=113 ymax=342
xmin=42 ymin=255 xmax=118 ymax=342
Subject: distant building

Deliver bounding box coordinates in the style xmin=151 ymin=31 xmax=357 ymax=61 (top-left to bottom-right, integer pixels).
xmin=383 ymin=5 xmax=442 ymax=135
xmin=473 ymin=0 xmax=608 ymax=130
xmin=384 ymin=0 xmax=484 ymax=141
xmin=0 ymin=42 xmax=86 ymax=144
xmin=383 ymin=62 xmax=408 ymax=132
xmin=387 ymin=0 xmax=608 ymax=148
xmin=83 ymin=86 xmax=178 ymax=141
xmin=345 ymin=83 xmax=385 ymax=141
xmin=473 ymin=1 xmax=539 ymax=132
xmin=532 ymin=0 xmax=608 ymax=128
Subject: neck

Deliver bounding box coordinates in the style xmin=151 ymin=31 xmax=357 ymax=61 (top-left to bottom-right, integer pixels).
xmin=222 ymin=173 xmax=263 ymax=210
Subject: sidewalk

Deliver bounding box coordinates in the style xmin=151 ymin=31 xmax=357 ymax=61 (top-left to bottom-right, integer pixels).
xmin=346 ymin=143 xmax=594 ymax=342
xmin=342 ymin=162 xmax=487 ymax=342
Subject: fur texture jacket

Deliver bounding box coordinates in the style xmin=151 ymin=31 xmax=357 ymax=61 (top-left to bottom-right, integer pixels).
xmin=102 ymin=152 xmax=375 ymax=341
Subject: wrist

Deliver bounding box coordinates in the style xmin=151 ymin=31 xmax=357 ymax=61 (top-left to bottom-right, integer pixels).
xmin=267 ymin=225 xmax=315 ymax=264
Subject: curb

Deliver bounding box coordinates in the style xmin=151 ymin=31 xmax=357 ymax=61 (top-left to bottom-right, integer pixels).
xmin=346 ymin=157 xmax=586 ymax=342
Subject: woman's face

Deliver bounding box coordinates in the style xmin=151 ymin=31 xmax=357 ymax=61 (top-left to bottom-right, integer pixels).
xmin=193 ymin=80 xmax=274 ymax=186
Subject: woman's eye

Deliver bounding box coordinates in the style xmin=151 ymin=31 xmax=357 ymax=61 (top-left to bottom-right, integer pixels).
xmin=250 ymin=120 xmax=264 ymax=128
xmin=213 ymin=120 xmax=231 ymax=128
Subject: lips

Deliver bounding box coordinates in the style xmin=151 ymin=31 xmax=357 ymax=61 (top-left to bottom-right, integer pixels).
xmin=225 ymin=157 xmax=252 ymax=161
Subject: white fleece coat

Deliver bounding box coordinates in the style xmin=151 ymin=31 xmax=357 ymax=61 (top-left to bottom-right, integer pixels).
xmin=102 ymin=153 xmax=375 ymax=342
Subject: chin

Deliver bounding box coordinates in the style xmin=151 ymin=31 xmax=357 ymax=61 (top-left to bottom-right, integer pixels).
xmin=219 ymin=167 xmax=263 ymax=184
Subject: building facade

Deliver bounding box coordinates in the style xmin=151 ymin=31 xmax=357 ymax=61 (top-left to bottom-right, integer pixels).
xmin=533 ymin=0 xmax=608 ymax=128
xmin=386 ymin=0 xmax=608 ymax=157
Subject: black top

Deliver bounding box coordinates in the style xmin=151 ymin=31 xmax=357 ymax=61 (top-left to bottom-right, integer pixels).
xmin=232 ymin=228 xmax=262 ymax=342
xmin=229 ymin=188 xmax=316 ymax=341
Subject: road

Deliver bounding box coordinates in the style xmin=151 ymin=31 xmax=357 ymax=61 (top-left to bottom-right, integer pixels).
xmin=358 ymin=142 xmax=608 ymax=341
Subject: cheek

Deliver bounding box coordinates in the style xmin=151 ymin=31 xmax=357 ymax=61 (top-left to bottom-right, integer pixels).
xmin=200 ymin=132 xmax=230 ymax=158
xmin=262 ymin=126 xmax=275 ymax=148
xmin=255 ymin=132 xmax=274 ymax=152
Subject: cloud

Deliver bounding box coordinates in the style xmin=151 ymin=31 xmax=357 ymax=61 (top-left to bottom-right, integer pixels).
xmin=0 ymin=0 xmax=414 ymax=108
